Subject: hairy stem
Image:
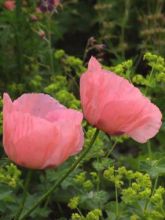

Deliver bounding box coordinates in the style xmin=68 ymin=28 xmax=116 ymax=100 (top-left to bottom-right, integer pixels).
xmin=115 ymin=184 xmax=119 ymax=219
xmin=106 ymin=134 xmax=118 ymax=157
xmin=14 ymin=170 xmax=32 ymax=220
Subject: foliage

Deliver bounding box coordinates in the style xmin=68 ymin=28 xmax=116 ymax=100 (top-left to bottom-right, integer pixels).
xmin=95 ymin=0 xmax=165 ymax=59
xmin=0 ymin=0 xmax=164 ymax=220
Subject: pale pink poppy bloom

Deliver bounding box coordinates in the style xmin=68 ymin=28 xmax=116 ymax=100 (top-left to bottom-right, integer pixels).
xmin=3 ymin=93 xmax=84 ymax=169
xmin=80 ymin=57 xmax=162 ymax=143
xmin=4 ymin=0 xmax=15 ymax=11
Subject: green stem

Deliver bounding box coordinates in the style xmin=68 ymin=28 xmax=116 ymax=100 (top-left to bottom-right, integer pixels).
xmin=107 ymin=141 xmax=118 ymax=157
xmin=145 ymin=67 xmax=154 ymax=95
xmin=115 ymin=184 xmax=119 ymax=219
xmin=144 ymin=176 xmax=159 ymax=212
xmin=145 ymin=66 xmax=154 ymax=159
xmin=47 ymin=14 xmax=54 ymax=75
xmin=106 ymin=135 xmax=118 ymax=157
xmin=19 ymin=129 xmax=100 ymax=220
xmin=120 ymin=0 xmax=130 ymax=58
xmin=15 ymin=0 xmax=23 ymax=81
xmin=96 ymin=156 xmax=101 ymax=195
xmin=14 ymin=170 xmax=32 ymax=220
xmin=152 ymin=176 xmax=159 ymax=194
xmin=147 ymin=141 xmax=152 ymax=159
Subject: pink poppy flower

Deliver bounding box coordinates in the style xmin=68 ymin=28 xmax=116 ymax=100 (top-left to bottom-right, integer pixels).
xmin=80 ymin=57 xmax=162 ymax=143
xmin=4 ymin=0 xmax=15 ymax=11
xmin=3 ymin=93 xmax=84 ymax=169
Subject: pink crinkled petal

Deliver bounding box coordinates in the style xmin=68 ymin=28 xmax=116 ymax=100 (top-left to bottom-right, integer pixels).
xmin=13 ymin=93 xmax=64 ymax=119
xmin=98 ymin=72 xmax=162 ymax=142
xmin=3 ymin=110 xmax=60 ymax=169
xmin=3 ymin=93 xmax=84 ymax=169
xmin=80 ymin=57 xmax=162 ymax=142
xmin=80 ymin=57 xmax=137 ymax=126
xmin=3 ymin=93 xmax=13 ymax=113
xmin=94 ymin=74 xmax=147 ymax=133
xmin=126 ymin=101 xmax=162 ymax=143
xmin=88 ymin=56 xmax=102 ymax=72
xmin=80 ymin=69 xmax=103 ymax=125
xmin=46 ymin=108 xmax=83 ymax=123
xmin=43 ymin=110 xmax=84 ymax=168
xmin=97 ymin=99 xmax=145 ymax=134
xmin=43 ymin=122 xmax=84 ymax=168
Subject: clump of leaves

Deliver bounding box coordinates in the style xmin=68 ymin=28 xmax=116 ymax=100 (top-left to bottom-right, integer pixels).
xmin=103 ymin=166 xmax=165 ymax=219
xmin=0 ymin=163 xmax=21 ymax=188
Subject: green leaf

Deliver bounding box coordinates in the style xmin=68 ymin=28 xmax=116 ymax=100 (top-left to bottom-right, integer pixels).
xmin=139 ymin=157 xmax=165 ymax=178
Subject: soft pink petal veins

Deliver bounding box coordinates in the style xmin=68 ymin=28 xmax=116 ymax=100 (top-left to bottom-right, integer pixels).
xmin=13 ymin=93 xmax=64 ymax=119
